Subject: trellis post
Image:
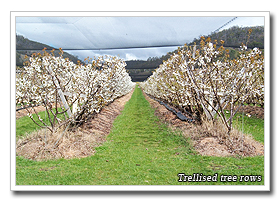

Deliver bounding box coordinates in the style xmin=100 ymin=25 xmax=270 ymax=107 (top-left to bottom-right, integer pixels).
xmin=47 ymin=66 xmax=73 ymax=118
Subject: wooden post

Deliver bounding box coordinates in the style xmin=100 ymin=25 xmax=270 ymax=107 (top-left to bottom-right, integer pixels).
xmin=209 ymin=93 xmax=213 ymax=112
xmin=192 ymin=45 xmax=196 ymax=70
xmin=72 ymin=99 xmax=78 ymax=114
xmin=63 ymin=92 xmax=87 ymax=115
xmin=185 ymin=65 xmax=212 ymax=120
xmin=47 ymin=66 xmax=72 ymax=118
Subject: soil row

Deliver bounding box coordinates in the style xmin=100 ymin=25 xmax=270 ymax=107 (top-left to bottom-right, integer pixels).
xmin=16 ymin=90 xmax=134 ymax=160
xmin=16 ymin=87 xmax=263 ymax=160
xmin=142 ymin=90 xmax=264 ymax=157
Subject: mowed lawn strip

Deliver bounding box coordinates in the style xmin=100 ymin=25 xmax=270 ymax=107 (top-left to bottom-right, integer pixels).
xmin=16 ymin=85 xmax=264 ymax=185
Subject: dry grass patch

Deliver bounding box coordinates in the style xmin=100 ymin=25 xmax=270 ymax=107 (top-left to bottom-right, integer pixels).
xmin=16 ymin=89 xmax=134 ymax=161
xmin=182 ymin=119 xmax=264 ymax=157
xmin=143 ymin=91 xmax=264 ymax=157
xmin=16 ymin=127 xmax=99 ymax=161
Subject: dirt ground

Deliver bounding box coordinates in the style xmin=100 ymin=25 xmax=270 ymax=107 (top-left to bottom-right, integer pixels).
xmin=237 ymin=105 xmax=264 ymax=119
xmin=142 ymin=91 xmax=264 ymax=157
xmin=79 ymin=89 xmax=134 ymax=144
xmin=16 ymin=105 xmax=47 ymax=119
xmin=16 ymin=88 xmax=263 ymax=160
xmin=16 ymin=90 xmax=134 ymax=160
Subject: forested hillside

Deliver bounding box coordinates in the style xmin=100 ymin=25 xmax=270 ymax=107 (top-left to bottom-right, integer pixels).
xmin=127 ymin=26 xmax=264 ymax=81
xmin=16 ymin=35 xmax=82 ymax=67
xmin=16 ymin=26 xmax=264 ymax=82
xmin=190 ymin=26 xmax=264 ymax=48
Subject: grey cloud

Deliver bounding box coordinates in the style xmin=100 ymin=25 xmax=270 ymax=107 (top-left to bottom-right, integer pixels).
xmin=16 ymin=16 xmax=264 ymax=61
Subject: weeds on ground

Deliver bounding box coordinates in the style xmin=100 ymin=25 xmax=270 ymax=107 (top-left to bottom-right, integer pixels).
xmin=16 ymin=86 xmax=264 ymax=185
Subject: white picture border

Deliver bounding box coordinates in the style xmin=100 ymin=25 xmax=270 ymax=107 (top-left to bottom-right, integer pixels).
xmin=10 ymin=11 xmax=270 ymax=191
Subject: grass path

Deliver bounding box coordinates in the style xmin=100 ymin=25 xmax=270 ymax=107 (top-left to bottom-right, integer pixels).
xmin=16 ymin=86 xmax=264 ymax=185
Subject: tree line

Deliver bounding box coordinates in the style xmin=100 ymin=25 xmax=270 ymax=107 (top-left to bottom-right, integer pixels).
xmin=126 ymin=26 xmax=264 ymax=82
xmin=16 ymin=35 xmax=81 ymax=67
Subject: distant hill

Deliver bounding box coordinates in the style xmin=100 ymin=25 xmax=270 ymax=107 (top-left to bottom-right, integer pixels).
xmin=16 ymin=26 xmax=264 ymax=82
xmin=190 ymin=26 xmax=264 ymax=49
xmin=16 ymin=35 xmax=82 ymax=67
xmin=126 ymin=55 xmax=171 ymax=82
xmin=127 ymin=26 xmax=264 ymax=82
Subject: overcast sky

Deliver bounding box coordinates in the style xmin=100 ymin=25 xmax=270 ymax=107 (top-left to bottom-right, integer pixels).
xmin=16 ymin=15 xmax=265 ymax=61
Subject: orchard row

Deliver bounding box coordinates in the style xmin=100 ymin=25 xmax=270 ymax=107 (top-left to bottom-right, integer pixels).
xmin=140 ymin=37 xmax=264 ymax=135
xmin=16 ymin=49 xmax=135 ymax=133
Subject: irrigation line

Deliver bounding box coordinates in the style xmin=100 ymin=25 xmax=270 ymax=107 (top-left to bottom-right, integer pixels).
xmin=16 ymin=104 xmax=40 ymax=111
xmin=146 ymin=94 xmax=195 ymax=123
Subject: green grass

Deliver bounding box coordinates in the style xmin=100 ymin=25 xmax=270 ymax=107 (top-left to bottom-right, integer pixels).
xmin=226 ymin=111 xmax=264 ymax=144
xmin=16 ymin=107 xmax=68 ymax=138
xmin=16 ymin=86 xmax=264 ymax=185
xmin=16 ymin=114 xmax=42 ymax=138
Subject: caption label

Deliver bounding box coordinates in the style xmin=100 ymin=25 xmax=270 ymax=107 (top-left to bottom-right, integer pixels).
xmin=178 ymin=173 xmax=262 ymax=182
